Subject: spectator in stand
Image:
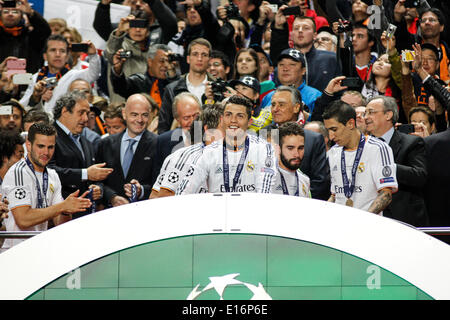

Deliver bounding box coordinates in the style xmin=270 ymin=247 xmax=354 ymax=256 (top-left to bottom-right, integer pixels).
xmin=158 ymin=38 xmax=213 ymax=134
xmin=110 ymin=43 xmax=174 ymax=107
xmin=333 ymin=22 xmax=377 ymax=87
xmin=314 ymin=27 xmax=338 ymax=53
xmin=232 ymin=48 xmax=260 ymax=80
xmin=0 ymin=99 xmax=25 ymax=133
xmin=47 ymin=18 xmax=67 ymax=35
xmin=260 ymin=48 xmax=322 ymax=120
xmin=105 ymin=14 xmax=158 ymax=104
xmin=62 ymin=27 xmax=89 ymax=71
xmin=94 ymin=0 xmax=177 ymax=46
xmin=19 ymin=34 xmax=101 ymax=115
xmin=271 ymin=11 xmax=341 ymax=92
xmin=0 ymin=0 xmax=51 ymax=74
xmin=393 ymin=3 xmax=449 ymax=83
xmin=207 ymin=50 xmax=231 ymax=81
xmin=102 ymin=103 xmax=126 ymax=138
xmin=408 ymin=106 xmax=436 ymax=138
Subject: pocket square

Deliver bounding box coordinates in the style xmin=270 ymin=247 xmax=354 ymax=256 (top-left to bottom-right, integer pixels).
xmin=144 ymin=157 xmax=151 ymax=160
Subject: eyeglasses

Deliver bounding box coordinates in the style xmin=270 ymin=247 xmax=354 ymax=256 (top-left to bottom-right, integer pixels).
xmin=364 ymin=109 xmax=384 ymax=117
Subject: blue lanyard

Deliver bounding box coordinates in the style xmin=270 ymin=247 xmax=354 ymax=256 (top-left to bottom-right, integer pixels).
xmin=222 ymin=137 xmax=250 ymax=192
xmin=279 ymin=169 xmax=299 ymax=196
xmin=341 ymin=133 xmax=365 ymax=199
xmin=25 ymin=157 xmax=48 ymax=209
xmin=129 ymin=184 xmax=138 ymax=203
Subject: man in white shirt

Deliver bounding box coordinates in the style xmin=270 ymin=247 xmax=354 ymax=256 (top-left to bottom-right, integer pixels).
xmin=323 ymin=100 xmax=397 ymax=214
xmin=1 ymin=122 xmax=92 ymax=250
xmin=19 ymin=34 xmax=101 ymax=115
xmin=272 ymin=122 xmax=310 ymax=198
xmin=177 ymin=95 xmax=276 ymax=195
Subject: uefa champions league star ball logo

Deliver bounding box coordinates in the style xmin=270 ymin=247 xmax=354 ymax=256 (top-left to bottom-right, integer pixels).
xmin=168 ymin=171 xmax=179 ymax=183
xmin=187 ymin=273 xmax=272 ymax=300
xmin=15 ymin=188 xmax=26 ymax=200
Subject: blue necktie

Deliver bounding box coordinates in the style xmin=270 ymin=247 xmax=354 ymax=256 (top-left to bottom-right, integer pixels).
xmin=122 ymin=139 xmax=137 ymax=177
xmin=70 ymin=133 xmax=85 ymax=160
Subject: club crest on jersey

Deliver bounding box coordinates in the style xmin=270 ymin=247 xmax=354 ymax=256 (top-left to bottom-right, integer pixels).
xmin=358 ymin=162 xmax=365 ymax=173
xmin=382 ymin=166 xmax=392 ymax=177
xmin=49 ymin=184 xmax=55 ymax=193
xmin=302 ymin=183 xmax=307 ymax=195
xmin=246 ymin=160 xmax=255 ymax=172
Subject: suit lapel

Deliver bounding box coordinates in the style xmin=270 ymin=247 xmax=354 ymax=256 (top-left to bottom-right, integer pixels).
xmin=56 ymin=123 xmax=85 ymax=164
xmin=389 ymin=130 xmax=402 ymax=159
xmin=114 ymin=131 xmax=126 ymax=180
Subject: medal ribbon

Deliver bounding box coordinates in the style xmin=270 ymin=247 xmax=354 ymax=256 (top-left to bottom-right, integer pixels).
xmin=25 ymin=157 xmax=48 ymax=209
xmin=341 ymin=133 xmax=365 ymax=199
xmin=279 ymin=169 xmax=299 ymax=196
xmin=222 ymin=137 xmax=250 ymax=192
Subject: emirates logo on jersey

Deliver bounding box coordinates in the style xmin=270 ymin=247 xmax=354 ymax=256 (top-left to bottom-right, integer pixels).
xmin=220 ymin=184 xmax=256 ymax=192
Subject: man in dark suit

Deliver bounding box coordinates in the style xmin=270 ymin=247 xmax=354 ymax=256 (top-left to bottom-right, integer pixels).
xmin=365 ymin=96 xmax=428 ymax=227
xmin=154 ymin=92 xmax=202 ymax=177
xmin=96 ymin=94 xmax=159 ymax=207
xmin=424 ymin=128 xmax=450 ymax=227
xmin=49 ymin=91 xmax=113 ymax=218
xmin=262 ymin=85 xmax=330 ymax=200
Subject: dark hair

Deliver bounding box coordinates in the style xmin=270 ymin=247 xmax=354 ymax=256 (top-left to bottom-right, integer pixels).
xmin=322 ymin=100 xmax=356 ymax=125
xmin=352 ymin=22 xmax=376 ymax=49
xmin=0 ymin=130 xmax=23 ymax=167
xmin=224 ymin=95 xmax=254 ymax=120
xmin=53 ymin=90 xmax=87 ymax=120
xmin=419 ymin=8 xmax=445 ymax=26
xmin=408 ymin=106 xmax=435 ymax=127
xmin=28 ymin=122 xmax=56 ymax=144
xmin=279 ymin=122 xmax=305 ymax=147
xmin=233 ymin=47 xmax=260 ymax=80
xmin=23 ymin=110 xmax=50 ymax=125
xmin=43 ymin=34 xmax=69 ymax=53
xmin=211 ymin=50 xmax=231 ymax=70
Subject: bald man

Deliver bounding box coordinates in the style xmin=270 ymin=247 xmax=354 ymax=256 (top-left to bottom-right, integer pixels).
xmin=96 ymin=94 xmax=159 ymax=207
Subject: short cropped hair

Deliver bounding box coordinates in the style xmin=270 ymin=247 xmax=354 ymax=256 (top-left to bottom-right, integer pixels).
xmin=322 ymin=100 xmax=356 ymax=125
xmin=279 ymin=122 xmax=305 ymax=147
xmin=223 ymin=95 xmax=254 ymax=120
xmin=53 ymin=90 xmax=87 ymax=120
xmin=28 ymin=122 xmax=56 ymax=144
xmin=187 ymin=38 xmax=212 ymax=56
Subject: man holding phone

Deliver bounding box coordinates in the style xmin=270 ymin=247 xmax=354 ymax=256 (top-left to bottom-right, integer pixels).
xmin=364 ymin=95 xmax=428 ymax=227
xmin=0 ymin=0 xmax=51 ymax=74
xmin=19 ymin=34 xmax=101 ymax=114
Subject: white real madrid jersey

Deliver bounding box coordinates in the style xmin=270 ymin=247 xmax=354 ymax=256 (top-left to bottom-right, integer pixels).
xmin=159 ymin=143 xmax=207 ymax=193
xmin=1 ymin=159 xmax=64 ymax=250
xmin=272 ymin=167 xmax=311 ymax=198
xmin=327 ymin=135 xmax=398 ymax=212
xmin=177 ymin=135 xmax=276 ymax=194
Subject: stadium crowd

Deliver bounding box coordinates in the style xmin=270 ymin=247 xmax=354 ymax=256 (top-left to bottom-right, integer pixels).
xmin=1 ymin=0 xmax=450 ymax=250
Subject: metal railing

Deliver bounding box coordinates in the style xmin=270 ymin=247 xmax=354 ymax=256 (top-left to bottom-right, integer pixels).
xmin=0 ymin=228 xmax=450 ymax=239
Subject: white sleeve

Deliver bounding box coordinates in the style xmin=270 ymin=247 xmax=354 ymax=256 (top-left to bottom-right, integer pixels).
xmin=257 ymin=142 xmax=277 ymax=193
xmin=152 ymin=156 xmax=172 ymax=192
xmin=176 ymin=155 xmax=208 ymax=195
xmin=3 ymin=168 xmax=33 ymax=210
xmin=372 ymin=142 xmax=398 ymax=193
xmin=19 ymin=73 xmax=39 ymax=109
